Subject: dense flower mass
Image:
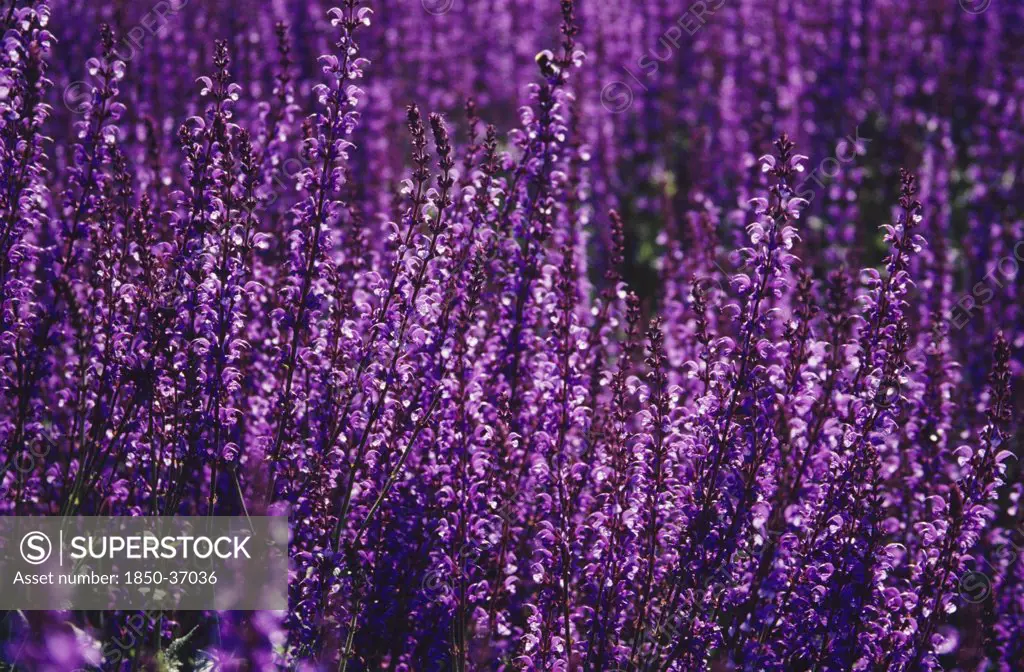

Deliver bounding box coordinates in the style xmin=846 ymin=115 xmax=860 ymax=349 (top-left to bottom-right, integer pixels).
xmin=0 ymin=0 xmax=1021 ymax=669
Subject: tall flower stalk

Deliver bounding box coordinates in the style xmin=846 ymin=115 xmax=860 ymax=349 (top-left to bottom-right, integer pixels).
xmin=0 ymin=1 xmax=1021 ymax=669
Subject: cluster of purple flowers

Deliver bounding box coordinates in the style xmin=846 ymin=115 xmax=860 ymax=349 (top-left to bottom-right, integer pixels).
xmin=1 ymin=0 xmax=1021 ymax=669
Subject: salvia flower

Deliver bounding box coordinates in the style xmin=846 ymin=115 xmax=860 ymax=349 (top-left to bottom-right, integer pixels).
xmin=0 ymin=1 xmax=1020 ymax=670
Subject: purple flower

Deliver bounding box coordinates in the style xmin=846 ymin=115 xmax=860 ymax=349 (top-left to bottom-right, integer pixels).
xmin=0 ymin=0 xmax=1021 ymax=669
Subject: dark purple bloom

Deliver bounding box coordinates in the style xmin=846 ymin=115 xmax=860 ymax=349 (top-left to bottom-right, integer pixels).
xmin=0 ymin=0 xmax=1020 ymax=669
